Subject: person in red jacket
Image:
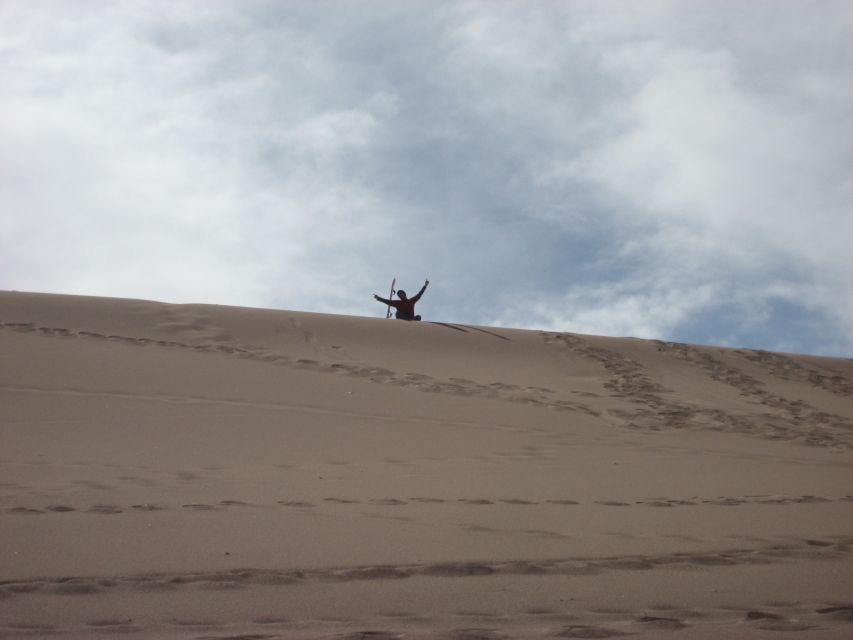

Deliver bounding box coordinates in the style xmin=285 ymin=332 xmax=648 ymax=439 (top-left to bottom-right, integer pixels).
xmin=374 ymin=280 xmax=429 ymax=320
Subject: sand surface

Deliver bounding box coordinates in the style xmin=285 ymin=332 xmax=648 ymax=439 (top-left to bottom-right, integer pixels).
xmin=1 ymin=291 xmax=852 ymax=639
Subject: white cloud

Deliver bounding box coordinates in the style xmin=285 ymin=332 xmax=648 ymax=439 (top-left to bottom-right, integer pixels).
xmin=498 ymin=280 xmax=719 ymax=340
xmin=490 ymin=1 xmax=853 ymax=351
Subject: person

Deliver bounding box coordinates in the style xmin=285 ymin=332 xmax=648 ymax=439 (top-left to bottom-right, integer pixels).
xmin=374 ymin=280 xmax=429 ymax=320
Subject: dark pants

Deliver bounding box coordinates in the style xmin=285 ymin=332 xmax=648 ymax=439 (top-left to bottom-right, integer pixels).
xmin=395 ymin=312 xmax=421 ymax=321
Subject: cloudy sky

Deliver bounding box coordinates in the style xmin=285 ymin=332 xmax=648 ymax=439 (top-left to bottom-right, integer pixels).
xmin=2 ymin=1 xmax=852 ymax=355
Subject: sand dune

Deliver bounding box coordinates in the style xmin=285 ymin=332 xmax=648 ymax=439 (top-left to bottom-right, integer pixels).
xmin=1 ymin=290 xmax=852 ymax=639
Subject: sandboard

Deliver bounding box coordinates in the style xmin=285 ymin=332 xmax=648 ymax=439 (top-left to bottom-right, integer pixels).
xmin=385 ymin=277 xmax=396 ymax=318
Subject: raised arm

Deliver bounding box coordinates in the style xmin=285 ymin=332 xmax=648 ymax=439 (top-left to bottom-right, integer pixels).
xmin=411 ymin=279 xmax=429 ymax=303
xmin=374 ymin=294 xmax=391 ymax=305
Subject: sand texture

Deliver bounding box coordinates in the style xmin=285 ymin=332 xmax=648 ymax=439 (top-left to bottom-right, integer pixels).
xmin=1 ymin=291 xmax=852 ymax=639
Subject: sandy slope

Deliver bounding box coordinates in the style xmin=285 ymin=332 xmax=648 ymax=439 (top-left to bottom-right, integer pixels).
xmin=1 ymin=290 xmax=852 ymax=639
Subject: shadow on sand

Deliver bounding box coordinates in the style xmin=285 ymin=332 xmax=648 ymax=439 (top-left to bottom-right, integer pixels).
xmin=428 ymin=322 xmax=511 ymax=341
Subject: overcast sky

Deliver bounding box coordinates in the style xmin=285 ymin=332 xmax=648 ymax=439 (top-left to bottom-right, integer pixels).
xmin=2 ymin=1 xmax=852 ymax=355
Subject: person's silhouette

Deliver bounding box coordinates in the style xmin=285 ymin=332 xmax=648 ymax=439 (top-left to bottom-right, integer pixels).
xmin=374 ymin=280 xmax=429 ymax=320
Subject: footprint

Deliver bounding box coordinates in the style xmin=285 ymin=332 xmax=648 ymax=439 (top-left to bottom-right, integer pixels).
xmin=703 ymin=497 xmax=746 ymax=506
xmin=331 ymin=363 xmax=360 ymax=373
xmin=746 ymin=611 xmax=783 ymax=620
xmin=4 ymin=322 xmax=35 ymax=331
xmin=45 ymin=505 xmax=77 ymax=512
xmin=78 ymin=331 xmax=106 ymax=339
xmin=557 ymin=625 xmax=630 ymax=638
xmin=278 ymin=501 xmax=315 ymax=508
xmin=370 ymin=498 xmax=408 ymax=506
xmin=131 ymin=504 xmax=166 ymax=511
xmin=499 ymin=561 xmax=550 ymax=575
xmin=459 ymin=499 xmax=493 ymax=505
xmin=87 ymin=505 xmax=123 ymax=514
xmin=87 ymin=619 xmax=140 ymax=630
xmin=334 ymin=632 xmax=403 ymax=640
xmin=746 ymin=611 xmax=814 ymax=631
xmin=598 ymin=558 xmax=654 ymax=570
xmin=638 ymin=498 xmax=696 ymax=507
xmin=804 ymin=539 xmax=833 ymax=547
xmin=463 ymin=524 xmax=496 ymax=533
xmin=815 ymin=605 xmax=853 ymax=621
xmin=445 ymin=629 xmax=507 ymax=639
xmin=334 ymin=567 xmax=410 ymax=582
xmin=404 ymin=373 xmax=433 ymax=381
xmin=637 ymin=615 xmax=687 ymax=630
xmin=524 ymin=608 xmax=558 ymax=615
xmin=423 ymin=563 xmax=495 ymax=577
xmin=687 ymin=554 xmax=737 ymax=566
xmin=181 ymin=504 xmax=219 ymax=511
